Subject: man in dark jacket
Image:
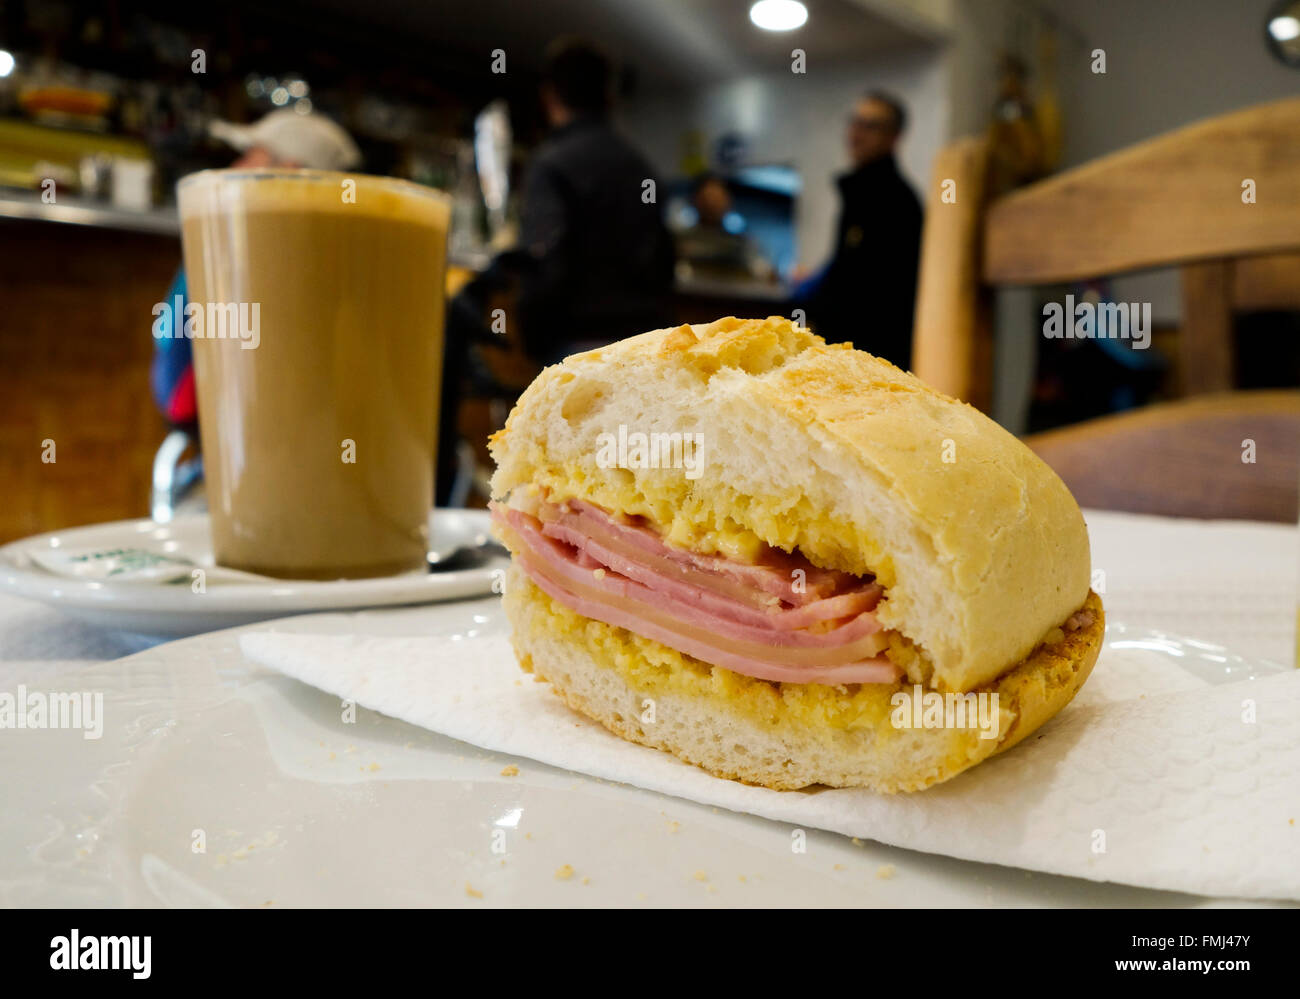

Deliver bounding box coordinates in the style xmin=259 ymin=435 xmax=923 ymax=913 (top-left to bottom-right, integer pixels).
xmin=802 ymin=91 xmax=922 ymax=369
xmin=517 ymin=39 xmax=675 ymax=365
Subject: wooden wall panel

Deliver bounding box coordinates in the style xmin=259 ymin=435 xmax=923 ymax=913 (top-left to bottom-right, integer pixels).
xmin=0 ymin=221 xmax=177 ymax=542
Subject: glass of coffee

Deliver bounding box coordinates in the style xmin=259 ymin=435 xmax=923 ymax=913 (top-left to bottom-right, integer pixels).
xmin=177 ymin=168 xmax=450 ymax=579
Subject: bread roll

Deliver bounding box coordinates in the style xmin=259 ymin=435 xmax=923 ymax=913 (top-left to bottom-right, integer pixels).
xmin=490 ymin=317 xmax=1102 ymax=791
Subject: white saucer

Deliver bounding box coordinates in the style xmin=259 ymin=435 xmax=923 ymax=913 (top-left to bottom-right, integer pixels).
xmin=0 ymin=510 xmax=507 ymax=637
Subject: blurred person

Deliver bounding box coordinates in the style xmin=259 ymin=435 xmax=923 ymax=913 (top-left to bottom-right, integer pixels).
xmin=675 ymin=172 xmax=771 ymax=282
xmin=796 ymin=90 xmax=922 ymax=369
xmin=151 ymin=111 xmax=362 ymax=428
xmin=515 ymin=38 xmax=674 ymax=365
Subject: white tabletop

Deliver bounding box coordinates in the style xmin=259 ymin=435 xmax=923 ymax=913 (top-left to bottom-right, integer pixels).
xmin=0 ymin=590 xmax=156 ymax=679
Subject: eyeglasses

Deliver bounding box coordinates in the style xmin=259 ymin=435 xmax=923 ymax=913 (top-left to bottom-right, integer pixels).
xmin=848 ymin=115 xmax=895 ymax=132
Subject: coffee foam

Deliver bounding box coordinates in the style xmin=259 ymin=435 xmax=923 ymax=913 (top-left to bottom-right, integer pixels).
xmin=177 ymin=168 xmax=451 ymax=227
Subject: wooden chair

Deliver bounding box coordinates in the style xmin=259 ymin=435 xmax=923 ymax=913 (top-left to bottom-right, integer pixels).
xmin=913 ymin=97 xmax=1300 ymax=407
xmin=1022 ymin=390 xmax=1300 ymax=522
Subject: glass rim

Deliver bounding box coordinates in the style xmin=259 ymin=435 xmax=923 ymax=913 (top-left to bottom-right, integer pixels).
xmin=176 ymin=166 xmax=451 ymax=204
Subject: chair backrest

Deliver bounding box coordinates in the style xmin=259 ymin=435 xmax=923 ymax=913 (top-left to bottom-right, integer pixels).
xmin=914 ymin=97 xmax=1300 ymax=406
xmin=911 ymin=135 xmax=993 ymax=409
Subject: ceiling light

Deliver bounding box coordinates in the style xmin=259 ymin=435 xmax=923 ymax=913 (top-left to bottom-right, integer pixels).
xmin=1268 ymin=14 xmax=1300 ymax=40
xmin=750 ymin=0 xmax=808 ymax=32
xmin=0 ymin=50 xmax=15 ymax=77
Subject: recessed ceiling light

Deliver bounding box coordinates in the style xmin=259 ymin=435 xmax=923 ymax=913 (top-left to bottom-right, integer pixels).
xmin=750 ymin=0 xmax=808 ymax=32
xmin=1268 ymin=14 xmax=1300 ymax=41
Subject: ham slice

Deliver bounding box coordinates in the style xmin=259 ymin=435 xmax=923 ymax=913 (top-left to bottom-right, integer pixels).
xmin=491 ymin=498 xmax=902 ymax=686
xmin=538 ymin=498 xmax=859 ymax=606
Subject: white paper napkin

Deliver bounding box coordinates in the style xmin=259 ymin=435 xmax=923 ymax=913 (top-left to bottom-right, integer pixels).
xmin=239 ymin=626 xmax=1300 ymax=901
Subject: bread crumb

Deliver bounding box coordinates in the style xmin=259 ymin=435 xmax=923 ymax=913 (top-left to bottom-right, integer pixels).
xmin=345 ymin=745 xmax=356 ymax=754
xmin=876 ymin=864 xmax=896 ymax=880
xmin=593 ymin=568 xmax=606 ymax=580
xmin=692 ymin=870 xmax=708 ymax=882
xmin=737 ymin=875 xmax=747 ymax=883
xmin=706 ymin=884 xmax=717 ymax=894
xmin=367 ymin=762 xmax=380 ymax=772
xmin=525 ymin=832 xmax=532 ymax=840
xmin=851 ymin=837 xmax=863 ymax=847
xmin=465 ymin=883 xmax=483 ymax=899
xmin=581 ymin=876 xmax=591 ymax=886
xmin=500 ymin=764 xmax=519 ymax=777
xmin=555 ymin=864 xmax=575 ymax=880
xmin=833 ymin=864 xmax=846 ymax=871
xmin=666 ymin=820 xmax=680 ymax=834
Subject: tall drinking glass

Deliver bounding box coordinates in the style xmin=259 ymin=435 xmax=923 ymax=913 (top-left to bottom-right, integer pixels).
xmin=177 ymin=168 xmax=450 ymax=579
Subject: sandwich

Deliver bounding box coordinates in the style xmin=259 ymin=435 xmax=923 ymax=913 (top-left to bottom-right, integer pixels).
xmin=489 ymin=316 xmax=1103 ymax=791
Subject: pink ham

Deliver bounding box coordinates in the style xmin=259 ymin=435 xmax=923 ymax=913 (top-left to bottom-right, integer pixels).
xmin=538 ymin=515 xmax=881 ymax=631
xmin=491 ymin=499 xmax=901 ymax=686
xmin=542 ymin=499 xmax=856 ymax=605
xmin=505 ymin=508 xmax=882 ymax=652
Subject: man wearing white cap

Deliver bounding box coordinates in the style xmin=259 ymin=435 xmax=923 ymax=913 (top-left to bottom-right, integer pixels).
xmin=151 ymin=110 xmax=361 ymax=428
xmin=206 ymin=109 xmax=362 ymax=172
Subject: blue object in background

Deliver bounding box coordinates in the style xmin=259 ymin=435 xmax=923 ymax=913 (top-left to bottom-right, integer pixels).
xmin=150 ymin=270 xmax=198 ymax=427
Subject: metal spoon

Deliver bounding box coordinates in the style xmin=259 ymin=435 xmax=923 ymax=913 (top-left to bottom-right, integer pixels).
xmin=426 ymin=533 xmax=510 ymax=572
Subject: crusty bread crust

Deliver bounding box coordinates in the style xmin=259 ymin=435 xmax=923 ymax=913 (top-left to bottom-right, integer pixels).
xmin=490 ymin=316 xmax=1092 ymax=692
xmin=505 ymin=568 xmax=1104 ymax=792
